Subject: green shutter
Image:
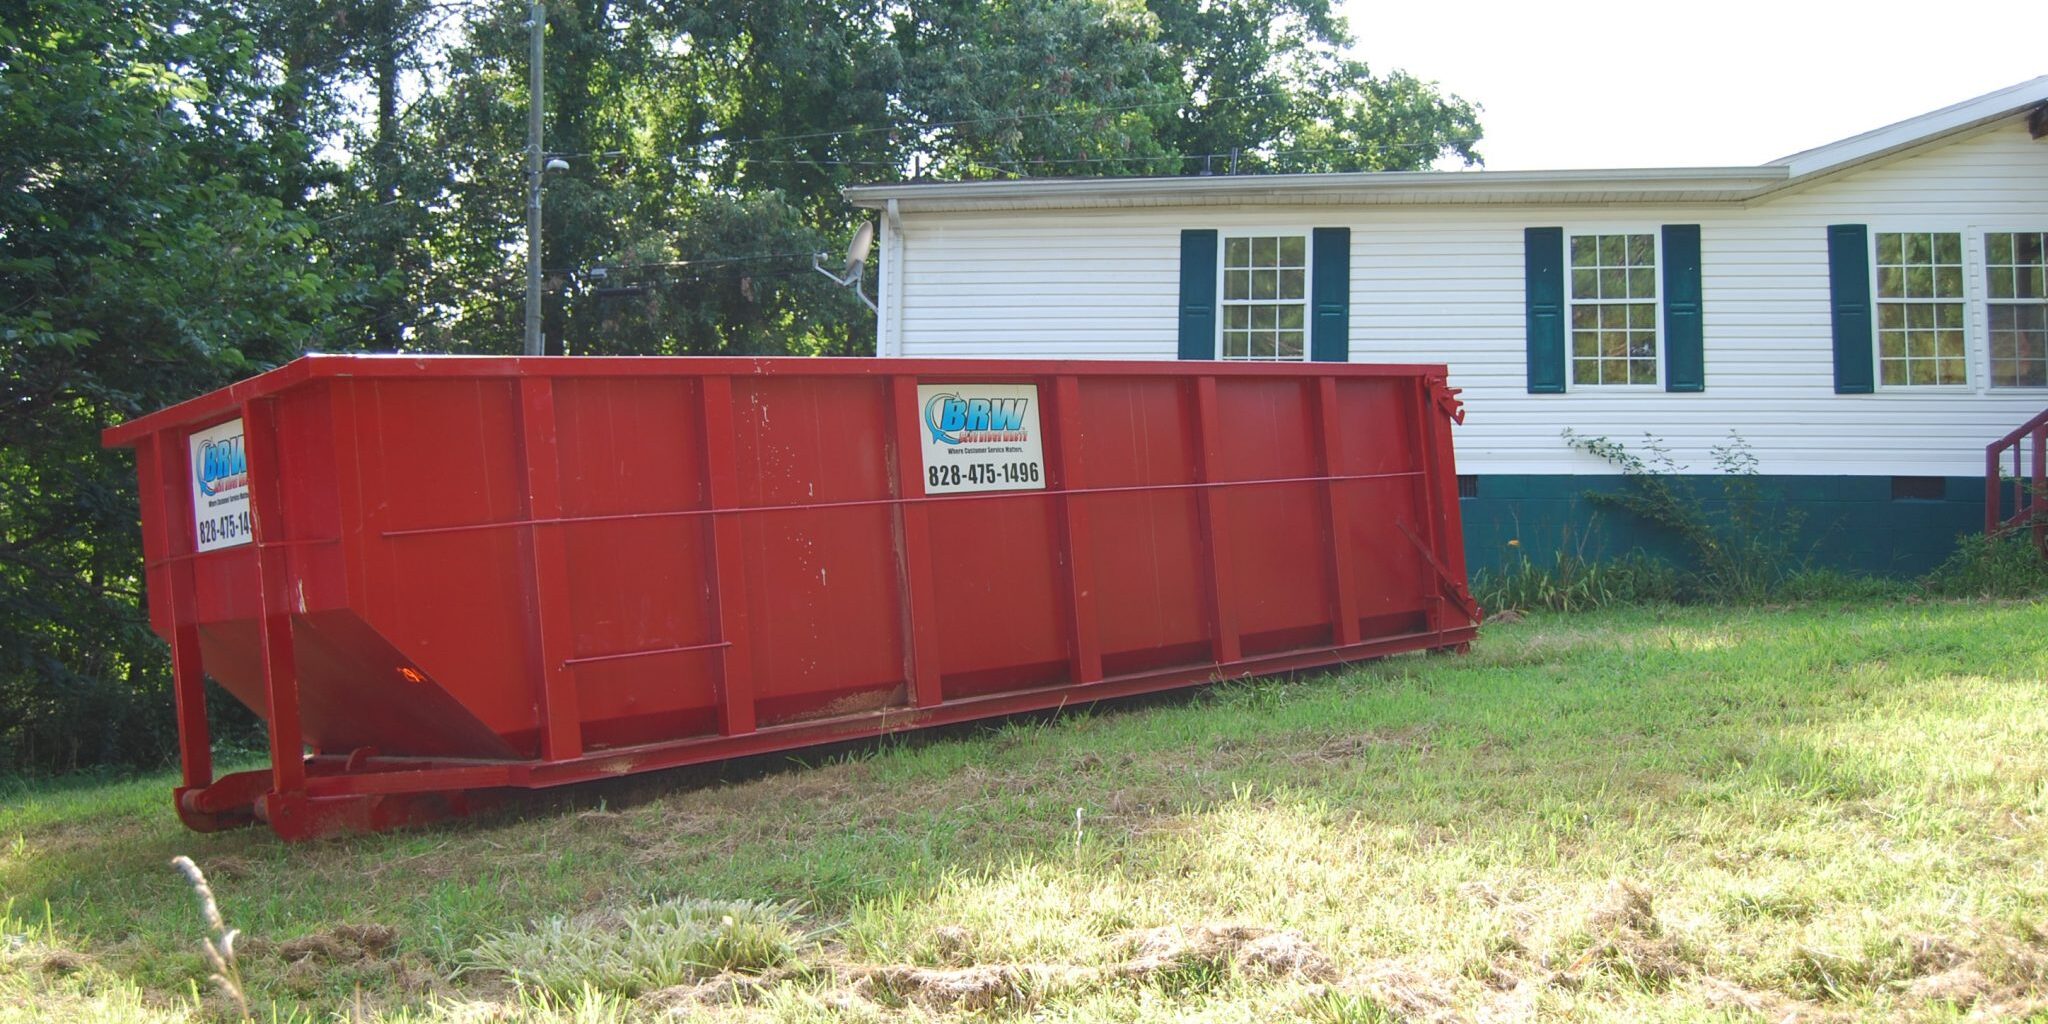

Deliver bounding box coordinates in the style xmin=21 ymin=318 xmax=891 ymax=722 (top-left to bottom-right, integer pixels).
xmin=1662 ymin=224 xmax=1704 ymax=392
xmin=1310 ymin=227 xmax=1350 ymax=362
xmin=1178 ymin=229 xmax=1218 ymax=360
xmin=1524 ymin=227 xmax=1566 ymax=393
xmin=1828 ymin=224 xmax=1874 ymax=394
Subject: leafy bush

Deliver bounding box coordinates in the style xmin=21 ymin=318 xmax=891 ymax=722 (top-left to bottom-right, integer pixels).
xmin=1560 ymin=430 xmax=1805 ymax=603
xmin=1924 ymin=533 xmax=2048 ymax=598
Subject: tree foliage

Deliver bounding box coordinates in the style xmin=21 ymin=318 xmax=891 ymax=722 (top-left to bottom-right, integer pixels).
xmin=0 ymin=0 xmax=1482 ymax=770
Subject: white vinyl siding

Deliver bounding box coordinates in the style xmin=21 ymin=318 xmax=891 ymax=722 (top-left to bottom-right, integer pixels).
xmin=885 ymin=119 xmax=2048 ymax=476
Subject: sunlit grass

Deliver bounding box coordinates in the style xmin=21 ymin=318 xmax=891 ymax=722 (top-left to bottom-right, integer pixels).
xmin=1 ymin=599 xmax=2045 ymax=1020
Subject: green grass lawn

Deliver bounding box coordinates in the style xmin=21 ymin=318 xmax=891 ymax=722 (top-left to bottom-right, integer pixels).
xmin=5 ymin=599 xmax=2048 ymax=1022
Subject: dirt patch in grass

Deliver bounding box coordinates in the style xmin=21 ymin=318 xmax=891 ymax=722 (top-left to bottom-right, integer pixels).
xmin=277 ymin=923 xmax=401 ymax=963
xmin=1116 ymin=922 xmax=1337 ymax=982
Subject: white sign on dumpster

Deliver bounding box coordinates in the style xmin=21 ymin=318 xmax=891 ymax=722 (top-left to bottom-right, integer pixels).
xmin=916 ymin=383 xmax=1047 ymax=495
xmin=188 ymin=418 xmax=252 ymax=552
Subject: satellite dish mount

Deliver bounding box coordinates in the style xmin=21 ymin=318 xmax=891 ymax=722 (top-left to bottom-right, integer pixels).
xmin=813 ymin=221 xmax=877 ymax=313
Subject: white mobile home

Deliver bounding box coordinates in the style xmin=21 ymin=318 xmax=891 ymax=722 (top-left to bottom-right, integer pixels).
xmin=845 ymin=78 xmax=2048 ymax=575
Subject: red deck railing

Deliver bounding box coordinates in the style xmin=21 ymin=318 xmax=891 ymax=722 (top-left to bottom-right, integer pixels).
xmin=1985 ymin=408 xmax=2048 ymax=552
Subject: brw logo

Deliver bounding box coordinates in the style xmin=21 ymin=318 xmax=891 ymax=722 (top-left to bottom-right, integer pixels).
xmin=924 ymin=394 xmax=1029 ymax=445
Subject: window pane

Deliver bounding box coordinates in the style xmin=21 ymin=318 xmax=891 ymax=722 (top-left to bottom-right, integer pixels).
xmin=1934 ymin=232 xmax=1961 ymax=264
xmin=1876 ymin=233 xmax=1902 ymax=264
xmin=1600 ymin=305 xmax=1625 ymax=330
xmin=1629 ymin=332 xmax=1656 ymax=358
xmin=1628 ymin=303 xmax=1655 ymax=329
xmin=1252 ymin=305 xmax=1275 ymax=330
xmin=1877 ymin=267 xmax=1904 ymax=298
xmin=1626 ymin=234 xmax=1654 ymax=265
xmin=1630 ymin=360 xmax=1656 ymax=385
xmin=1906 ymin=304 xmax=1933 ymax=329
xmin=1600 ymin=269 xmax=1625 ymax=299
xmin=1572 ymin=303 xmax=1597 ymax=329
xmin=1628 ymin=267 xmax=1654 ymax=298
xmin=1278 ymin=269 xmax=1304 ymax=300
xmin=1225 ymin=306 xmax=1248 ymax=330
xmin=1571 ymin=236 xmax=1595 ymax=266
xmin=1278 ymin=305 xmax=1303 ymax=331
xmin=1908 ymin=331 xmax=1932 ymax=358
xmin=1599 ymin=235 xmax=1623 ymax=264
xmin=1602 ymin=333 xmax=1626 ymax=358
xmin=1878 ymin=304 xmax=1903 ymax=329
xmin=1879 ymin=332 xmax=1904 ymax=359
xmin=1225 ymin=237 xmax=1249 ymax=267
xmin=1277 ymin=331 xmax=1303 ymax=359
xmin=1905 ymin=233 xmax=1930 ymax=264
xmin=1603 ymin=358 xmax=1627 ymax=381
xmin=1880 ymin=359 xmax=1906 ymax=385
xmin=1574 ymin=360 xmax=1599 ymax=385
xmin=1573 ymin=331 xmax=1596 ymax=356
xmin=1935 ymin=267 xmax=1962 ymax=298
xmin=1989 ymin=233 xmax=2013 ymax=264
xmin=1278 ymin=236 xmax=1304 ymax=265
xmin=2018 ymin=233 xmax=2045 ymax=265
xmin=1251 ymin=270 xmax=1276 ymax=300
xmin=1939 ymin=331 xmax=1965 ymax=358
xmin=1572 ymin=268 xmax=1597 ymax=299
xmin=1225 ymin=271 xmax=1249 ymax=300
xmin=1906 ymin=266 xmax=1932 ymax=298
xmin=1937 ymin=303 xmax=1962 ymax=329
xmin=1223 ymin=331 xmax=1247 ymax=358
xmin=1938 ymin=358 xmax=1965 ymax=383
xmin=1252 ymin=237 xmax=1275 ymax=266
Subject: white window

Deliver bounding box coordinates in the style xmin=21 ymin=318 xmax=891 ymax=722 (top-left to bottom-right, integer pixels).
xmin=1986 ymin=231 xmax=2048 ymax=388
xmin=1873 ymin=232 xmax=1967 ymax=386
xmin=1219 ymin=234 xmax=1307 ymax=360
xmin=1568 ymin=232 xmax=1658 ymax=386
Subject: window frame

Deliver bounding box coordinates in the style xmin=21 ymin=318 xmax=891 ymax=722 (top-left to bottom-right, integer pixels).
xmin=1980 ymin=227 xmax=2048 ymax=391
xmin=1214 ymin=230 xmax=1313 ymax=362
xmin=1868 ymin=228 xmax=1973 ymax=391
xmin=1562 ymin=227 xmax=1665 ymax=392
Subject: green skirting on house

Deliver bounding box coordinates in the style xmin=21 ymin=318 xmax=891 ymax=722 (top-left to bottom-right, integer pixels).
xmin=1459 ymin=475 xmax=1989 ymax=580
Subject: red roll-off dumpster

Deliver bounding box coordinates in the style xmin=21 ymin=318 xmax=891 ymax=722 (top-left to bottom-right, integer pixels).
xmin=103 ymin=355 xmax=1478 ymax=840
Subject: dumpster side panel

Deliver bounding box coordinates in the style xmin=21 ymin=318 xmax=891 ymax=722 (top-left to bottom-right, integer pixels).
xmin=1212 ymin=378 xmax=1336 ymax=651
xmin=346 ymin=378 xmax=541 ymax=747
xmin=1071 ymin=377 xmax=1213 ymax=673
xmin=928 ymin=492 xmax=1071 ymax=698
xmin=731 ymin=376 xmax=910 ymax=725
xmin=553 ymin=376 xmax=722 ymax=748
xmin=1333 ymin=378 xmax=1432 ymax=629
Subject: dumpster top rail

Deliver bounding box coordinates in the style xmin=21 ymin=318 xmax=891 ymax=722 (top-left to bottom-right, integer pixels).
xmin=103 ymin=354 xmax=1456 ymax=449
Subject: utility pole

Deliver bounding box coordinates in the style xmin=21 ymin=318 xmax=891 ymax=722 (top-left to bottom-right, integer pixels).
xmin=523 ymin=3 xmax=545 ymax=356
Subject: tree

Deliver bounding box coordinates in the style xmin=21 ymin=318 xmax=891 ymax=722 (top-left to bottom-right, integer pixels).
xmin=0 ymin=1 xmax=341 ymax=768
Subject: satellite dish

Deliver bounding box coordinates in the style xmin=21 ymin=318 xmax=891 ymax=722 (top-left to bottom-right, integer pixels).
xmin=812 ymin=221 xmax=878 ymax=313
xmin=842 ymin=221 xmax=876 ymax=279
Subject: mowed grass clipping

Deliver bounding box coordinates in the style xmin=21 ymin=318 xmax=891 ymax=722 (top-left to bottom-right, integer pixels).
xmin=4 ymin=599 xmax=2048 ymax=1022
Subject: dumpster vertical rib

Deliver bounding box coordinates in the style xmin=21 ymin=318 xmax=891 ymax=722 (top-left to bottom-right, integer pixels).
xmin=887 ymin=375 xmax=945 ymax=707
xmin=1425 ymin=376 xmax=1473 ymax=617
xmin=1048 ymin=375 xmax=1103 ymax=684
xmin=1312 ymin=377 xmax=1362 ymax=646
xmin=243 ymin=398 xmax=305 ymax=795
xmin=151 ymin=432 xmax=213 ymax=790
xmin=699 ymin=376 xmax=758 ymax=736
xmin=1408 ymin=379 xmax=1444 ymax=635
xmin=516 ymin=377 xmax=584 ymax=759
xmin=1191 ymin=377 xmax=1243 ymax=665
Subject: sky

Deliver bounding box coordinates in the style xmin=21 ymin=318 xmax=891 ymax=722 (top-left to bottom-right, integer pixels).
xmin=1338 ymin=0 xmax=2046 ymax=171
